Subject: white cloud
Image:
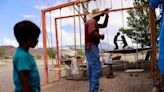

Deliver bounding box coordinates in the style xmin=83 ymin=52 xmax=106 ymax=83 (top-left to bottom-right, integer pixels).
xmin=36 ymin=41 xmax=43 ymax=48
xmin=2 ymin=37 xmax=18 ymax=47
xmin=34 ymin=5 xmax=48 ymax=10
xmin=34 ymin=0 xmax=68 ymax=10
xmin=22 ymin=15 xmax=36 ymax=18
xmin=1 ymin=37 xmax=46 ymax=48
xmin=58 ymin=29 xmax=85 ymax=46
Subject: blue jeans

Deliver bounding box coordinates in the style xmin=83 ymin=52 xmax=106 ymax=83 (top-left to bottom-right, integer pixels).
xmin=85 ymin=44 xmax=102 ymax=92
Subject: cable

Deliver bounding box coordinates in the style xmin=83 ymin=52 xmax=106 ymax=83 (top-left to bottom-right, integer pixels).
xmin=95 ymin=0 xmax=98 ymax=9
xmin=60 ymin=8 xmax=63 ymax=62
xmin=110 ymin=0 xmax=113 ymax=9
xmin=49 ymin=11 xmax=56 ymax=67
xmin=78 ymin=5 xmax=83 ymax=56
xmin=67 ymin=0 xmax=85 ymax=21
xmin=73 ymin=5 xmax=77 ymax=56
xmin=121 ymin=0 xmax=124 ymax=28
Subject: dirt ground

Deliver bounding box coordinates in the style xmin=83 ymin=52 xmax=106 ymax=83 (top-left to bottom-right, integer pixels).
xmin=42 ymin=71 xmax=152 ymax=92
xmin=0 ymin=57 xmax=153 ymax=92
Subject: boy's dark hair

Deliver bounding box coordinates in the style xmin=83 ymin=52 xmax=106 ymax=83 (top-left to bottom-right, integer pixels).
xmin=121 ymin=35 xmax=125 ymax=39
xmin=117 ymin=32 xmax=120 ymax=35
xmin=14 ymin=20 xmax=41 ymax=45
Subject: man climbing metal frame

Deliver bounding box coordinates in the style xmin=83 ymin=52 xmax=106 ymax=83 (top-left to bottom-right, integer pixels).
xmin=85 ymin=8 xmax=109 ymax=92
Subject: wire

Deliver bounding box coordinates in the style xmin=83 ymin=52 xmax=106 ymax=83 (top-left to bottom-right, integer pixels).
xmin=110 ymin=0 xmax=113 ymax=9
xmin=78 ymin=5 xmax=83 ymax=55
xmin=60 ymin=8 xmax=63 ymax=60
xmin=94 ymin=0 xmax=99 ymax=9
xmin=67 ymin=0 xmax=85 ymax=21
xmin=121 ymin=0 xmax=124 ymax=28
xmin=49 ymin=11 xmax=56 ymax=67
xmin=72 ymin=5 xmax=77 ymax=56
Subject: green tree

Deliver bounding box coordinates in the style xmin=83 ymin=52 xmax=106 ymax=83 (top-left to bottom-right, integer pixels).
xmin=47 ymin=48 xmax=56 ymax=59
xmin=119 ymin=0 xmax=160 ymax=47
xmin=36 ymin=54 xmax=41 ymax=59
xmin=0 ymin=47 xmax=6 ymax=58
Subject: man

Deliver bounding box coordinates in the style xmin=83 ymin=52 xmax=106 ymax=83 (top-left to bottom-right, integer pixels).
xmin=85 ymin=8 xmax=109 ymax=92
xmin=150 ymin=0 xmax=164 ymax=91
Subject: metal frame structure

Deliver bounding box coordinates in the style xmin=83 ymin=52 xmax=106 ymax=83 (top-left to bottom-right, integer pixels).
xmin=41 ymin=0 xmax=157 ymax=84
xmin=41 ymin=0 xmax=91 ymax=84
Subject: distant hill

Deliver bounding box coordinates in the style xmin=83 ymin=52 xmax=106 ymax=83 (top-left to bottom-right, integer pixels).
xmin=0 ymin=43 xmax=115 ymax=57
xmin=0 ymin=45 xmax=44 ymax=57
xmin=0 ymin=45 xmax=16 ymax=56
xmin=29 ymin=48 xmax=44 ymax=56
xmin=61 ymin=43 xmax=115 ymax=51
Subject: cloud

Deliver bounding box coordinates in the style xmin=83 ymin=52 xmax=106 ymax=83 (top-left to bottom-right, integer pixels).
xmin=34 ymin=5 xmax=48 ymax=10
xmin=22 ymin=15 xmax=36 ymax=18
xmin=1 ymin=37 xmax=50 ymax=48
xmin=36 ymin=41 xmax=43 ymax=48
xmin=34 ymin=0 xmax=68 ymax=10
xmin=2 ymin=37 xmax=18 ymax=47
xmin=58 ymin=29 xmax=85 ymax=46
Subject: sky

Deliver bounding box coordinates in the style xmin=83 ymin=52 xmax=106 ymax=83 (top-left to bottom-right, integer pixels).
xmin=0 ymin=0 xmax=135 ymax=48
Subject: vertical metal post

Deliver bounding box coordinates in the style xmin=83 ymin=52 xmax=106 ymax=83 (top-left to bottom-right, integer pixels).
xmin=149 ymin=7 xmax=157 ymax=78
xmin=41 ymin=11 xmax=49 ymax=83
xmin=55 ymin=18 xmax=61 ymax=80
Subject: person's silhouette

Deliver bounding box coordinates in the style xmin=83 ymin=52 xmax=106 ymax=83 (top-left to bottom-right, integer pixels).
xmin=113 ymin=32 xmax=120 ymax=50
xmin=121 ymin=35 xmax=128 ymax=49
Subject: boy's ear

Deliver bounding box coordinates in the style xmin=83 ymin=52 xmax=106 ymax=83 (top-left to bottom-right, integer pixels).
xmin=27 ymin=36 xmax=33 ymax=43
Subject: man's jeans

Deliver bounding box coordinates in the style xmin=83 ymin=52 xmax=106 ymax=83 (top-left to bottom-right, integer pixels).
xmin=85 ymin=44 xmax=102 ymax=92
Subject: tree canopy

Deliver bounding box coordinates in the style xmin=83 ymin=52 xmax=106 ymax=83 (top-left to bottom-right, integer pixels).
xmin=47 ymin=48 xmax=56 ymax=59
xmin=119 ymin=0 xmax=160 ymax=47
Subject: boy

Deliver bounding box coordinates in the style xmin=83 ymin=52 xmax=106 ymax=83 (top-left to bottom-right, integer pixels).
xmin=121 ymin=35 xmax=128 ymax=49
xmin=113 ymin=32 xmax=120 ymax=50
xmin=13 ymin=20 xmax=41 ymax=92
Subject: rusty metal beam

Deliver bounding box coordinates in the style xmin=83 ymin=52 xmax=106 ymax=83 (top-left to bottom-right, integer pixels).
xmin=41 ymin=12 xmax=49 ymax=83
xmin=54 ymin=18 xmax=61 ymax=80
xmin=149 ymin=7 xmax=158 ymax=78
xmin=109 ymin=5 xmax=147 ymax=12
xmin=55 ymin=5 xmax=147 ymax=20
xmin=42 ymin=0 xmax=91 ymax=13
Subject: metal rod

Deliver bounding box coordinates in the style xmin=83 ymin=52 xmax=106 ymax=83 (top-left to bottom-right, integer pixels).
xmin=41 ymin=12 xmax=49 ymax=83
xmin=109 ymin=5 xmax=147 ymax=12
xmin=42 ymin=0 xmax=91 ymax=13
xmin=149 ymin=7 xmax=157 ymax=78
xmin=74 ymin=7 xmax=77 ymax=56
xmin=54 ymin=18 xmax=61 ymax=80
